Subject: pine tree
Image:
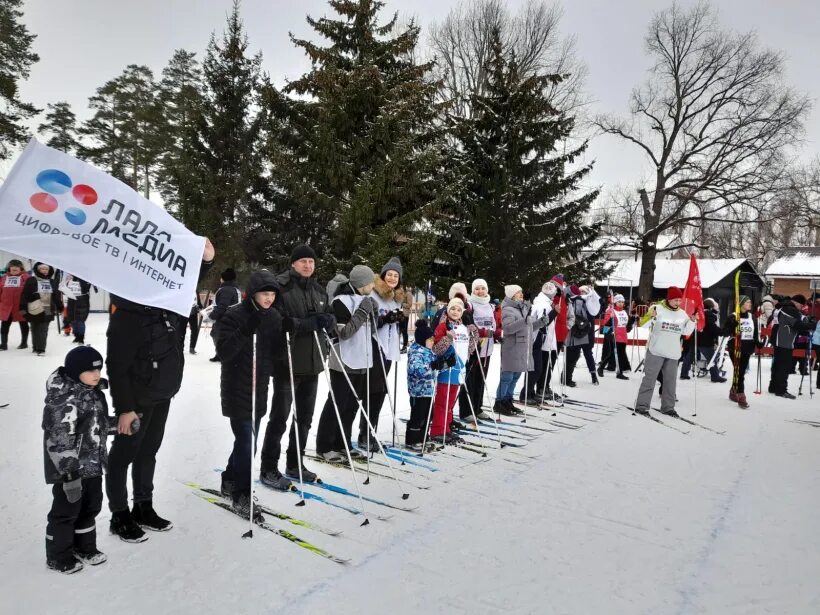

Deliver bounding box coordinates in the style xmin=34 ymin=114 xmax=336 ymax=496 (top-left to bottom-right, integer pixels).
xmin=37 ymin=101 xmax=79 ymax=153
xmin=265 ymin=0 xmax=447 ymax=281
xmin=446 ymin=31 xmax=605 ymax=293
xmin=0 ymin=0 xmax=39 ymax=161
xmin=79 ymin=78 xmax=129 ymax=182
xmin=155 ymin=49 xmax=204 ymax=215
xmin=180 ymin=0 xmax=264 ymax=266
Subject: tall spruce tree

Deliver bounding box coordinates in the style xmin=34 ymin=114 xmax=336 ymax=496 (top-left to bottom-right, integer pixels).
xmin=38 ymin=101 xmax=79 ymax=153
xmin=181 ymin=1 xmax=264 ymax=266
xmin=446 ymin=32 xmax=604 ymax=292
xmin=156 ymin=49 xmax=204 ymax=215
xmin=79 ymin=78 xmax=128 ymax=182
xmin=264 ymin=0 xmax=447 ymax=281
xmin=0 ymin=0 xmax=39 ymax=161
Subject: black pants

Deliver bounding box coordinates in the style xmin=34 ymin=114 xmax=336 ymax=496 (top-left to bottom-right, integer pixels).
xmin=399 ymin=318 xmax=408 ymax=349
xmin=359 ymin=360 xmax=392 ymax=443
xmin=31 ymin=320 xmax=50 ymax=352
xmin=316 ymin=370 xmax=365 ymax=455
xmin=732 ymin=351 xmax=752 ymax=394
xmin=106 ymin=400 xmax=170 ymax=512
xmin=770 ymin=346 xmax=793 ymax=394
xmin=261 ymin=372 xmax=318 ymax=471
xmin=406 ymin=396 xmax=433 ymax=445
xmin=520 ymin=338 xmax=545 ymax=400
xmin=181 ymin=312 xmax=200 ymax=350
xmin=223 ymin=418 xmax=255 ymax=498
xmin=1 ymin=318 xmax=28 ymax=346
xmin=565 ymin=344 xmax=595 ymax=382
xmin=599 ymin=335 xmax=617 ymax=371
xmin=46 ymin=476 xmax=103 ymax=561
xmin=600 ymin=340 xmax=631 ymax=374
xmin=460 ymin=355 xmax=490 ymax=418
xmin=535 ymin=349 xmax=559 ymax=393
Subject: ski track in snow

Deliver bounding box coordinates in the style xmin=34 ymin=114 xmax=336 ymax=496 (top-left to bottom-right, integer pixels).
xmin=2 ymin=314 xmax=820 ymax=614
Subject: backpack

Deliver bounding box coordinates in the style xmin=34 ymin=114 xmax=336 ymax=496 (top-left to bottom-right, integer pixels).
xmin=133 ymin=311 xmax=183 ymax=402
xmin=570 ymin=298 xmax=591 ymax=337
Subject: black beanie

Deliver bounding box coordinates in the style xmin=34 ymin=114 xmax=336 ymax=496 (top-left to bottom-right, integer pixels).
xmin=414 ymin=319 xmax=434 ymax=345
xmin=792 ymin=294 xmax=807 ymax=305
xmin=64 ymin=346 xmax=104 ymax=382
xmin=290 ymin=244 xmax=317 ymax=263
xmin=221 ymin=268 xmax=236 ymax=281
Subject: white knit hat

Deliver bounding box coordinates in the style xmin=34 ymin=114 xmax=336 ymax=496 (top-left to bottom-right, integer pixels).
xmin=504 ymin=284 xmax=522 ymax=299
xmin=614 ymin=294 xmax=625 ymax=303
xmin=449 ymin=282 xmax=468 ymax=300
xmin=447 ymin=297 xmax=465 ymax=311
xmin=471 ymin=278 xmax=488 ymax=292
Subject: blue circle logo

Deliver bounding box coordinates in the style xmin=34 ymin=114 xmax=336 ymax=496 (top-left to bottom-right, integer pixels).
xmin=36 ymin=169 xmax=72 ymax=195
xmin=64 ymin=207 xmax=87 ymax=226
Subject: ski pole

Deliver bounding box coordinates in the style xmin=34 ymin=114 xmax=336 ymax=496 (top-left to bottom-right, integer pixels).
xmin=284 ymin=332 xmax=306 ymax=505
xmin=313 ymin=332 xmax=370 ymax=525
xmin=369 ymin=313 xmax=404 ymax=463
xmin=243 ymin=332 xmax=257 ymax=538
xmin=365 ymin=319 xmax=371 ymax=482
xmin=420 ymin=368 xmax=440 ymax=458
xmin=324 ymin=332 xmax=410 ymax=500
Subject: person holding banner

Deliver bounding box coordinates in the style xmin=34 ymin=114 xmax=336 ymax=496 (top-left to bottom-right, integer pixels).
xmin=20 ymin=262 xmax=63 ymax=356
xmin=0 ymin=259 xmax=30 ymax=350
xmin=105 ymin=240 xmax=215 ymax=543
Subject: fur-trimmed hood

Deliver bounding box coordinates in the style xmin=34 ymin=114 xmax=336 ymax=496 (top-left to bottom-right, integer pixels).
xmin=373 ymin=275 xmax=405 ymax=303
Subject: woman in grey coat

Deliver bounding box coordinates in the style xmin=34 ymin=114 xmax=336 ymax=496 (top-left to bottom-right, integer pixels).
xmin=494 ymin=285 xmax=550 ymax=415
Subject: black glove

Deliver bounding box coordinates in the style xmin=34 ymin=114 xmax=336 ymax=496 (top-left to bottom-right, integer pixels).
xmin=63 ymin=477 xmax=82 ymax=504
xmin=392 ymin=309 xmax=406 ymax=323
xmin=377 ymin=314 xmax=388 ymax=328
xmin=313 ymin=313 xmax=335 ymax=332
xmin=445 ymin=354 xmax=457 ymax=368
xmin=282 ymin=316 xmax=296 ymax=335
xmin=240 ymin=311 xmax=262 ymax=336
xmin=431 ymin=357 xmax=446 ymax=370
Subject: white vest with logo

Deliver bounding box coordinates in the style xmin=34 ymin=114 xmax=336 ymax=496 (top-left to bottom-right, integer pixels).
xmin=336 ymin=294 xmax=373 ymax=370
xmin=370 ymin=290 xmax=400 ymax=362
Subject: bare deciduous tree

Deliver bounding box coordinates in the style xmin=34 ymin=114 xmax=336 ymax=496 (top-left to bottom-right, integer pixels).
xmin=429 ymin=0 xmax=587 ymax=118
xmin=595 ymin=1 xmax=810 ymax=299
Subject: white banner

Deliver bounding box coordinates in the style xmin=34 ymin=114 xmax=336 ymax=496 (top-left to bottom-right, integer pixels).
xmin=0 ymin=139 xmax=205 ymax=316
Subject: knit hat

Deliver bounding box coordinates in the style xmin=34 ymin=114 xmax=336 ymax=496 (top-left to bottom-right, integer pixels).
xmin=349 ymin=264 xmax=376 ymax=291
xmin=792 ymin=294 xmax=807 ymax=305
xmin=739 ymin=295 xmax=751 ymax=306
xmin=551 ymin=274 xmax=565 ymax=287
xmin=64 ymin=346 xmax=104 ymax=382
xmin=414 ymin=319 xmax=434 ymax=345
xmin=569 ymin=284 xmax=581 ymax=296
xmin=542 ymin=281 xmax=557 ymax=298
xmin=471 ymin=278 xmax=488 ymax=292
xmin=447 ymin=297 xmax=465 ymax=311
xmin=221 ymin=268 xmax=236 ymax=281
xmin=380 ymin=257 xmax=402 ymax=280
xmin=290 ymin=244 xmax=317 ymax=263
xmin=703 ymin=298 xmax=717 ymax=309
xmin=613 ymin=294 xmax=625 ymax=303
xmin=667 ymin=286 xmax=683 ymax=300
xmin=449 ymin=282 xmax=468 ymax=300
xmin=504 ymin=284 xmax=522 ymax=299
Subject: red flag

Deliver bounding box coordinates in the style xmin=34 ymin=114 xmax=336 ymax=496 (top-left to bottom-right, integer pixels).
xmin=555 ymin=293 xmax=569 ymax=343
xmin=682 ymin=254 xmax=705 ymax=332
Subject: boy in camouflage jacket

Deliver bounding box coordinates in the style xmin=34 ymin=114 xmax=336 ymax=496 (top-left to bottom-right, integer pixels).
xmin=43 ymin=345 xmax=110 ymax=573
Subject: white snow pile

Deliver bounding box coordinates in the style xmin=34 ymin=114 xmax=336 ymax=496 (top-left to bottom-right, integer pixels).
xmin=1 ymin=314 xmax=819 ymax=614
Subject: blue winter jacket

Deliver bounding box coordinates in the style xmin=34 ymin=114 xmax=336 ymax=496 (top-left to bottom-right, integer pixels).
xmin=407 ymin=342 xmax=436 ymax=397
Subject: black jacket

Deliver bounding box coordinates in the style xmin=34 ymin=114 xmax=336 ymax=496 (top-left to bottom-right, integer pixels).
xmin=697 ymin=308 xmax=721 ymax=347
xmin=106 ymin=261 xmax=212 ymax=413
xmin=211 ymin=280 xmax=242 ymax=324
xmin=66 ymin=277 xmax=93 ymax=322
xmin=274 ymin=269 xmax=332 ymax=376
xmin=723 ymin=311 xmax=759 ymax=356
xmin=215 ymin=271 xmax=283 ymax=420
xmin=20 ymin=264 xmax=63 ymax=323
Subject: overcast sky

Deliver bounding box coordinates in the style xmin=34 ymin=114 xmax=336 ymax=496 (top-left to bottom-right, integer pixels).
xmin=12 ymin=0 xmax=820 ymax=211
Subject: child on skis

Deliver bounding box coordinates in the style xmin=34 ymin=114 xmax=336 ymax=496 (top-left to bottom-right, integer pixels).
xmin=43 ymin=346 xmax=110 ymax=574
xmin=430 ymin=298 xmax=477 ymax=443
xmin=215 ymin=270 xmax=283 ymax=517
xmin=405 ymin=320 xmax=446 ymax=450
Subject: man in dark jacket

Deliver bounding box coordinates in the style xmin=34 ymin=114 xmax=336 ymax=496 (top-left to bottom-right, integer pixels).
xmin=209 ymin=268 xmax=242 ymax=362
xmin=20 ymin=262 xmax=63 ymax=355
xmin=258 ymin=244 xmax=334 ymax=490
xmin=215 ymin=270 xmax=283 ymax=517
xmin=105 ymin=240 xmax=214 ymax=542
xmin=769 ymin=294 xmax=812 ymax=399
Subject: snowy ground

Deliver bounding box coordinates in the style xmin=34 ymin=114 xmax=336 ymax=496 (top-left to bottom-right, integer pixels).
xmin=2 ymin=313 xmax=820 ymax=614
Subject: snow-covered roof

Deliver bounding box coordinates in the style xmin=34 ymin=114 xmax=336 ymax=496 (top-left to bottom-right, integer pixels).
xmin=765 ymin=248 xmax=820 ymax=277
xmin=599 ymin=258 xmax=747 ymax=289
